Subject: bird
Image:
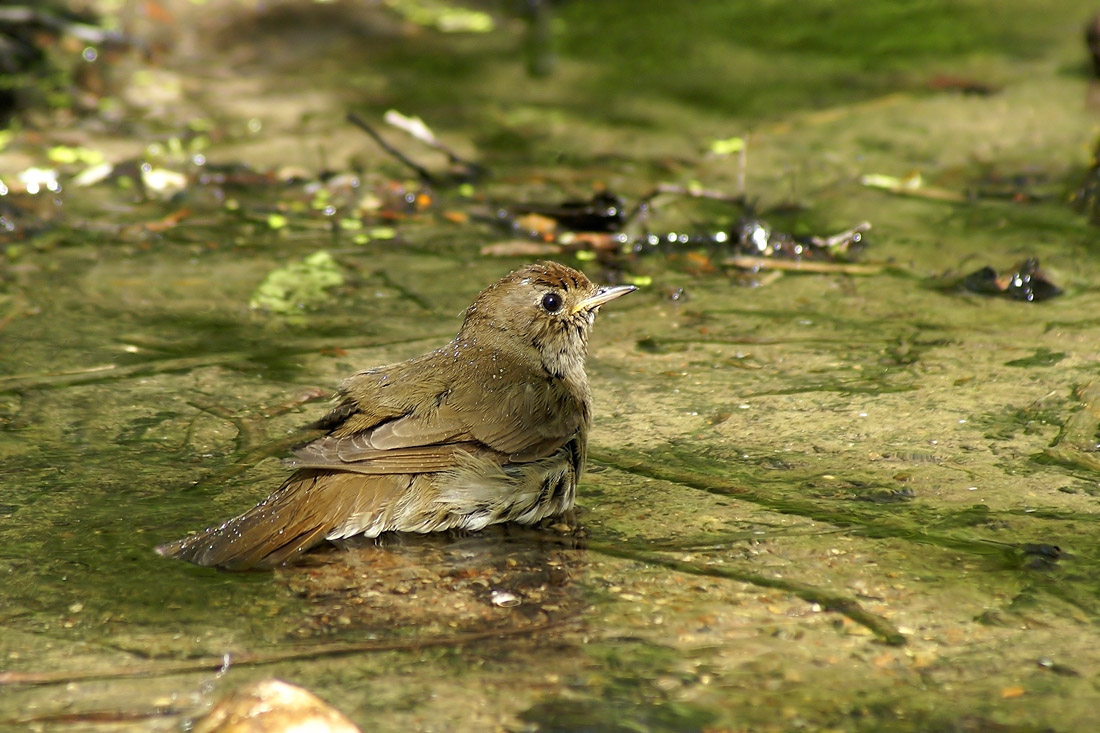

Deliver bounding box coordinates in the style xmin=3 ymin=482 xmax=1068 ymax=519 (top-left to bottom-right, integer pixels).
xmin=157 ymin=261 xmax=635 ymax=570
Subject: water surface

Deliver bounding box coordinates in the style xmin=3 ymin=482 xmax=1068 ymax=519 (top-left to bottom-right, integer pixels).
xmin=3 ymin=1 xmax=1100 ymax=730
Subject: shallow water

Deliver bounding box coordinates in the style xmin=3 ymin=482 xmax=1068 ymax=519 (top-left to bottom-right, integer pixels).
xmin=3 ymin=1 xmax=1100 ymax=730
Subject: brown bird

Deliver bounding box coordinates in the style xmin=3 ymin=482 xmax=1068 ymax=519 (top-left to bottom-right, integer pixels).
xmin=157 ymin=261 xmax=634 ymax=570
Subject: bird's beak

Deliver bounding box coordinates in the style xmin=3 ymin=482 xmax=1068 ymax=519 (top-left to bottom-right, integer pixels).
xmin=572 ymin=284 xmax=637 ymax=314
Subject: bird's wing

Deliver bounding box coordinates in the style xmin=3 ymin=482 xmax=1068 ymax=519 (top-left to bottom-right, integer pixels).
xmin=292 ymin=352 xmax=587 ymax=472
xmin=288 ymin=439 xmax=498 ymax=473
xmin=456 ymin=379 xmax=589 ymax=459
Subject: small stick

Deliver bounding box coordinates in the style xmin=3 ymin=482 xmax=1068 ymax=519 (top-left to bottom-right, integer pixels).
xmin=184 ymin=428 xmax=327 ymax=493
xmin=0 ymin=615 xmax=581 ymax=687
xmin=588 ymin=540 xmax=906 ymax=646
xmin=725 ymin=257 xmax=884 ymax=275
xmin=383 ymin=110 xmax=487 ymax=179
xmin=0 ymin=335 xmax=448 ymax=394
xmin=347 ymin=112 xmax=437 ymax=184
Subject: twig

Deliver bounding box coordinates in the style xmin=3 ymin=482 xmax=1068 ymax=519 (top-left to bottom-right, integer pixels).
xmin=586 ymin=541 xmax=906 ymax=646
xmin=184 ymin=428 xmax=327 ymax=493
xmin=187 ymin=397 xmax=254 ymax=439
xmin=6 ymin=708 xmax=183 ymax=726
xmin=652 ymin=182 xmax=748 ymax=204
xmin=859 ymin=173 xmax=967 ymax=202
xmin=182 ymin=389 xmax=330 ymax=491
xmin=589 ymin=450 xmax=1023 ymax=560
xmin=383 ymin=110 xmax=487 ymax=179
xmin=0 ymin=362 xmax=132 ymax=392
xmin=347 ymin=112 xmax=437 ymax=184
xmin=0 ymin=334 xmax=449 ymax=394
xmin=725 ymin=257 xmax=883 ymax=275
xmin=422 ymin=522 xmax=905 ymax=645
xmin=0 ymin=615 xmax=580 ymax=687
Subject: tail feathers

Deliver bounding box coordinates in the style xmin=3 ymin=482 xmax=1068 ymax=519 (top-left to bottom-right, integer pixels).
xmin=157 ymin=471 xmax=408 ymax=571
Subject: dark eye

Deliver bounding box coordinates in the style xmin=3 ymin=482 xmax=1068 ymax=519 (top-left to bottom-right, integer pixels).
xmin=541 ymin=292 xmax=564 ymax=313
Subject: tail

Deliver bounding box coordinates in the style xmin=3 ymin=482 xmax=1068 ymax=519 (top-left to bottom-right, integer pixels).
xmin=156 ymin=471 xmax=405 ymax=571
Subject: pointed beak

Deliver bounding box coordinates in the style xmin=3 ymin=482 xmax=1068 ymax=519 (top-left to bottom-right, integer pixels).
xmin=572 ymin=284 xmax=636 ymax=314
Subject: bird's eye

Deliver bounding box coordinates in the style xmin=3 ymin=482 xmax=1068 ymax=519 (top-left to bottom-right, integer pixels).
xmin=541 ymin=292 xmax=564 ymax=314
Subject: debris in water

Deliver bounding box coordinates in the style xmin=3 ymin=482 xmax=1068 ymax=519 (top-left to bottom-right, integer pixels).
xmin=959 ymin=258 xmax=1062 ymax=302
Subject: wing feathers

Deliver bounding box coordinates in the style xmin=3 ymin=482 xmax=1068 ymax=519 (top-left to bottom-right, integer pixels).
xmin=289 ymin=440 xmax=503 ymax=474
